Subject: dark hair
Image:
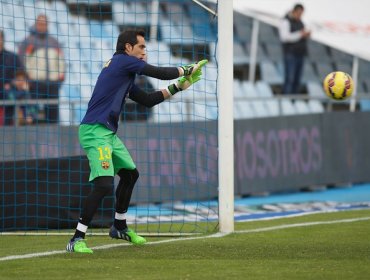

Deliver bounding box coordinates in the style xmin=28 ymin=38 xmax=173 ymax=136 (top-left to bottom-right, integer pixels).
xmin=0 ymin=29 xmax=4 ymax=39
xmin=15 ymin=69 xmax=28 ymax=78
xmin=116 ymin=29 xmax=145 ymax=52
xmin=293 ymin=3 xmax=304 ymax=11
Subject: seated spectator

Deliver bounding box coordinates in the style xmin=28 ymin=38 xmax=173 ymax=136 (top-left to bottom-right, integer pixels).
xmin=0 ymin=29 xmax=24 ymax=126
xmin=18 ymin=14 xmax=65 ymax=124
xmin=5 ymin=70 xmax=37 ymax=125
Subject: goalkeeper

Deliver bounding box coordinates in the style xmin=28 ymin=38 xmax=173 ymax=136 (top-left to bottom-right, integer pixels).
xmin=66 ymin=29 xmax=207 ymax=253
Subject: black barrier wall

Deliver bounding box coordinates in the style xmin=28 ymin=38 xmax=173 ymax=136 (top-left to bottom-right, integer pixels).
xmin=1 ymin=112 xmax=370 ymax=230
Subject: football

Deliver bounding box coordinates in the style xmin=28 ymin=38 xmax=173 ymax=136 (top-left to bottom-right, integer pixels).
xmin=323 ymin=71 xmax=354 ymax=100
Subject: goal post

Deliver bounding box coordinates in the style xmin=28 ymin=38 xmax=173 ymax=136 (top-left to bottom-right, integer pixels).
xmin=0 ymin=0 xmax=234 ymax=236
xmin=217 ymin=0 xmax=235 ymax=233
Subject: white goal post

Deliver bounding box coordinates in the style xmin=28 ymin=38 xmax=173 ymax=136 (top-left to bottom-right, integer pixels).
xmin=218 ymin=0 xmax=235 ymax=233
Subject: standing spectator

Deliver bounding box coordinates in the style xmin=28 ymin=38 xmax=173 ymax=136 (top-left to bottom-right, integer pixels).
xmin=18 ymin=14 xmax=65 ymax=123
xmin=5 ymin=70 xmax=37 ymax=125
xmin=279 ymin=3 xmax=311 ymax=94
xmin=0 ymin=30 xmax=24 ymax=126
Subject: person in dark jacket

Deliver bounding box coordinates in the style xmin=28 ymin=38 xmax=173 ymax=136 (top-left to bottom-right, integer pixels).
xmin=0 ymin=30 xmax=24 ymax=125
xmin=279 ymin=3 xmax=311 ymax=94
xmin=18 ymin=14 xmax=65 ymax=123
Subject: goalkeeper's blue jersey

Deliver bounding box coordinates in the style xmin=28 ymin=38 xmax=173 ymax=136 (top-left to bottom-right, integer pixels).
xmin=81 ymin=53 xmax=146 ymax=133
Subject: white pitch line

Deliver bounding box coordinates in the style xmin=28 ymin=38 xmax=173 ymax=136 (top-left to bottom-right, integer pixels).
xmin=235 ymin=216 xmax=370 ymax=234
xmin=0 ymin=217 xmax=369 ymax=262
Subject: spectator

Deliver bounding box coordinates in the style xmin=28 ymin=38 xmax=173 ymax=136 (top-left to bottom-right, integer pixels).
xmin=0 ymin=30 xmax=24 ymax=126
xmin=279 ymin=3 xmax=311 ymax=94
xmin=18 ymin=14 xmax=65 ymax=124
xmin=5 ymin=70 xmax=37 ymax=125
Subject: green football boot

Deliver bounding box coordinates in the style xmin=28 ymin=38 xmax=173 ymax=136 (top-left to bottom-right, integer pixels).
xmin=66 ymin=238 xmax=93 ymax=253
xmin=109 ymin=226 xmax=146 ymax=245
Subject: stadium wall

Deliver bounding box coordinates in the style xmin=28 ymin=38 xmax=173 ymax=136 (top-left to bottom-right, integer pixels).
xmin=1 ymin=112 xmax=370 ymax=230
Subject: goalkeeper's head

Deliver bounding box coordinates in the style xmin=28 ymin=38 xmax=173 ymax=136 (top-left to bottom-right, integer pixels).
xmin=115 ymin=29 xmax=147 ymax=60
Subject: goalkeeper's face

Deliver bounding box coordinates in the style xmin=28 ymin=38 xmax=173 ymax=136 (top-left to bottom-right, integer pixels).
xmin=126 ymin=35 xmax=146 ymax=61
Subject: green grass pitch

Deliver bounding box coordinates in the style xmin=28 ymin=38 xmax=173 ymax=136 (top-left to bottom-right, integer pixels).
xmin=0 ymin=209 xmax=369 ymax=280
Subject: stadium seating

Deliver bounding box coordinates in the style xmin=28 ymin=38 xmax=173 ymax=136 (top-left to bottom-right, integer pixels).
xmin=302 ymin=61 xmax=319 ymax=84
xmin=307 ymin=40 xmax=331 ymax=63
xmin=255 ymin=81 xmax=274 ymax=98
xmin=233 ymin=42 xmax=249 ymax=65
xmin=316 ymin=62 xmax=335 ymax=80
xmin=307 ymin=99 xmax=325 ymax=113
xmin=280 ymin=99 xmax=297 ymax=115
xmin=307 ymin=81 xmax=325 ymax=99
xmin=294 ymin=100 xmax=311 ymax=114
xmin=3 ymin=0 xmax=370 ymax=124
xmin=234 ymin=12 xmax=252 ymax=43
xmin=259 ymin=61 xmax=284 ymax=85
xmin=264 ymin=44 xmax=282 ymax=63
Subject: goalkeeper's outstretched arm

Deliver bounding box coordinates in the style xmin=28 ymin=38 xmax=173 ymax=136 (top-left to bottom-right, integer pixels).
xmin=129 ymin=67 xmax=204 ymax=107
xmin=140 ymin=59 xmax=208 ymax=80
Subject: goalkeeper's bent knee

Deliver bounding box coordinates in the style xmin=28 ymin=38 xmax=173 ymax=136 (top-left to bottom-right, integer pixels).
xmin=117 ymin=168 xmax=139 ymax=184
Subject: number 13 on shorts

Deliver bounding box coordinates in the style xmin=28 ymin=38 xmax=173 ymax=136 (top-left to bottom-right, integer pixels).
xmin=97 ymin=146 xmax=112 ymax=160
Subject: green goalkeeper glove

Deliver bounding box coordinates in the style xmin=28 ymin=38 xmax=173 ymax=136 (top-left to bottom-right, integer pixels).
xmin=180 ymin=59 xmax=208 ymax=77
xmin=180 ymin=63 xmax=197 ymax=76
xmin=167 ymin=69 xmax=202 ymax=96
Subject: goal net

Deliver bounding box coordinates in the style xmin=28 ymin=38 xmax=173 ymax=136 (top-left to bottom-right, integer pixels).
xmin=0 ymin=0 xmax=220 ymax=235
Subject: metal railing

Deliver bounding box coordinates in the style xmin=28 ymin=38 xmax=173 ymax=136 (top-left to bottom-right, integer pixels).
xmin=0 ymin=94 xmax=368 ymax=127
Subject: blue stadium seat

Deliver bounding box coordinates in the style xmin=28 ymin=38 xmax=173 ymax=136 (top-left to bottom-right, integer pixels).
xmin=302 ymin=61 xmax=319 ymax=84
xmin=112 ymin=2 xmax=149 ymax=26
xmin=240 ymin=81 xmax=258 ymax=98
xmin=233 ymin=80 xmax=243 ymax=97
xmin=233 ymin=42 xmax=249 ymax=65
xmin=294 ymin=100 xmax=311 ymax=114
xmin=255 ymin=81 xmax=280 ymax=116
xmin=265 ymin=99 xmax=280 ymax=116
xmin=60 ymin=84 xmax=81 ymax=100
xmin=281 ymin=99 xmax=297 ymax=115
xmin=186 ymin=1 xmax=216 ymax=41
xmin=307 ymin=81 xmax=325 ymax=99
xmin=159 ymin=19 xmax=183 ymax=44
xmin=255 ymin=81 xmax=274 ymax=97
xmin=150 ymin=99 xmax=188 ymax=123
xmin=259 ymin=61 xmax=283 ymax=85
xmin=90 ymin=20 xmax=104 ymax=38
xmin=308 ymin=100 xmax=325 ymax=113
xmin=234 ymin=100 xmax=255 ymax=119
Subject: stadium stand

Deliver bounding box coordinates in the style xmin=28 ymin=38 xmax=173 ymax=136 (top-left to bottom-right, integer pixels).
xmin=2 ymin=0 xmax=370 ymax=125
xmin=302 ymin=61 xmax=319 ymax=84
xmin=259 ymin=60 xmax=284 ymax=86
xmin=307 ymin=99 xmax=325 ymax=113
xmin=294 ymin=100 xmax=311 ymax=114
xmin=307 ymin=81 xmax=326 ymax=99
xmin=307 ymin=40 xmax=331 ymax=63
xmin=264 ymin=44 xmax=283 ymax=63
xmin=281 ymin=99 xmax=297 ymax=115
xmin=233 ymin=42 xmax=249 ymax=65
